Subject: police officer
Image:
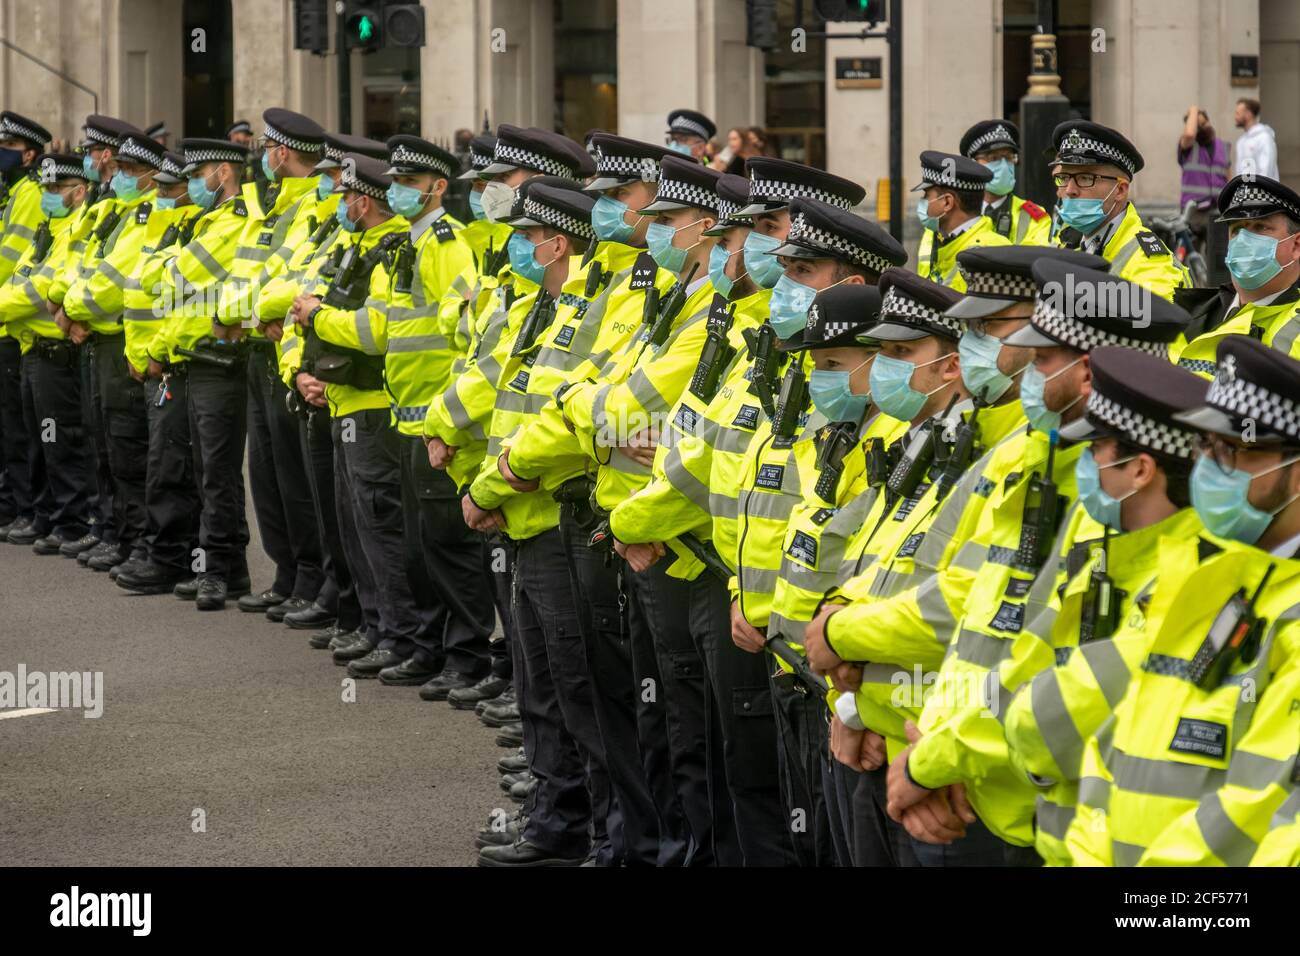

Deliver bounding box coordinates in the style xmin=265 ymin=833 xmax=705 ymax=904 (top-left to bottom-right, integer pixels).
xmin=959 ymin=119 xmax=1050 ymax=245
xmin=914 ymin=150 xmax=1011 ymax=290
xmin=1050 ymin=120 xmax=1189 ymax=300
xmin=665 ymin=108 xmax=716 ymax=162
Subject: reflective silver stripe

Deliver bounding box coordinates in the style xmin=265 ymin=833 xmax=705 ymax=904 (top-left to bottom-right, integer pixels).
xmin=122 ymin=311 xmax=161 ymax=323
xmin=605 ymin=449 xmax=650 ymax=476
xmin=950 ymin=541 xmax=988 ymax=572
xmin=915 ymin=573 xmax=957 ymax=639
xmin=77 ymin=286 xmax=109 ymax=318
xmin=236 ymin=246 xmax=273 ymax=263
xmin=664 ymin=452 xmax=710 ymax=511
xmin=716 ymin=423 xmax=761 ymax=454
xmin=1110 ymin=748 xmax=1223 ymax=800
xmin=281 ymin=332 xmax=299 ymax=350
xmin=1271 ymin=318 xmax=1300 ymax=357
xmin=1194 ymin=792 xmax=1256 ymax=866
xmin=1077 ymin=774 xmax=1110 ymax=810
xmin=1270 ymin=788 xmax=1300 ymax=827
xmin=1031 ymin=667 xmax=1083 ymax=773
xmin=589 ymin=383 xmax=614 ymax=432
xmin=1081 ymin=638 xmax=1130 ymax=709
xmin=96 ymin=259 xmax=127 ymax=286
xmin=1226 ymin=749 xmax=1294 ymax=791
xmin=709 ymin=491 xmax=738 ymax=517
xmin=953 ymin=628 xmax=1010 ymax=668
xmin=626 ymin=366 xmax=668 ymax=412
xmin=493 ymin=389 xmax=530 ymax=413
xmin=740 ymin=488 xmax=798 ymax=521
xmin=190 ymin=242 xmax=228 ymax=281
xmin=442 ymin=383 xmax=483 ymax=438
xmin=351 ymin=305 xmax=379 ymax=354
xmin=1035 ymin=796 xmax=1075 ymax=840
xmin=6 ymin=221 xmax=35 ymax=239
xmin=987 ymin=670 xmax=1012 ymax=726
xmin=740 ymin=567 xmax=778 ymax=594
xmin=1110 ymin=237 xmax=1142 ymax=276
xmin=0 ymin=244 xmax=21 ymax=261
xmin=859 ymin=662 xmax=902 ymax=686
xmin=387 ymin=333 xmax=449 ymax=353
xmin=20 ymin=281 xmax=43 ymax=310
xmin=1112 ymin=840 xmax=1145 ymax=867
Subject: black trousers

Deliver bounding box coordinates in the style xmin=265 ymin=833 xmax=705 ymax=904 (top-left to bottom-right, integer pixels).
xmin=80 ymin=335 xmax=115 ymax=543
xmin=694 ymin=581 xmax=795 ymax=867
xmin=482 ymin=531 xmax=515 ymax=680
xmin=143 ymin=369 xmax=200 ymax=573
xmin=558 ymin=500 xmax=672 ymax=866
xmin=303 ymin=406 xmax=360 ymax=632
xmin=837 ymin=763 xmax=920 ymax=867
xmin=93 ymin=334 xmax=149 ymax=555
xmin=514 ymin=527 xmax=609 ymax=860
xmin=245 ymin=345 xmax=324 ymax=599
xmin=399 ymin=437 xmax=495 ymax=672
xmin=331 ymin=408 xmax=422 ymax=654
xmin=20 ymin=344 xmax=92 ymax=539
xmin=769 ymin=671 xmax=834 ymax=866
xmin=187 ymin=360 xmax=250 ymax=580
xmin=0 ymin=335 xmax=34 ymax=523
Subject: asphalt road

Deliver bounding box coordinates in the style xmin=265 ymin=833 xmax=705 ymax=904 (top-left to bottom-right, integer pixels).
xmin=0 ymin=525 xmax=508 ymax=867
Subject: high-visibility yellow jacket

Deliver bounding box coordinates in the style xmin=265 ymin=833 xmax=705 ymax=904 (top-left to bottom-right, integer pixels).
xmin=309 ymin=215 xmax=409 ymax=418
xmin=0 ymin=214 xmax=77 ymax=349
xmin=1067 ymin=536 xmax=1300 ymax=866
xmin=1251 ymin=791 xmax=1300 ymax=866
xmin=1171 ymin=287 xmax=1300 ymax=375
xmin=0 ymin=174 xmax=44 ymax=292
xmin=442 ymin=221 xmax=513 ymax=372
xmin=1053 ymin=202 xmax=1189 ymax=302
xmin=385 ymin=209 xmax=474 ymax=434
xmin=918 ymin=216 xmax=1012 ymax=291
xmin=918 ymin=196 xmax=1050 ymax=265
xmin=121 ymin=203 xmax=203 ymax=373
xmin=1001 ymin=507 xmax=1204 ymax=865
xmin=63 ymin=190 xmax=157 ymax=335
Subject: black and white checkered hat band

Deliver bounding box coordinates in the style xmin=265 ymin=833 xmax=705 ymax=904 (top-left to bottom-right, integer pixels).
xmin=1030 ymin=297 xmax=1168 ymax=357
xmin=390 ymin=143 xmax=452 ymax=178
xmin=324 ymin=144 xmax=345 ymax=163
xmin=966 ymin=126 xmax=1015 ymax=156
xmin=340 ymin=170 xmax=386 ymax=200
xmin=1057 ymin=130 xmax=1136 ymax=176
xmin=470 ymin=150 xmax=493 ymax=171
xmin=881 ymin=286 xmax=961 ymax=337
xmin=817 ymin=320 xmax=865 ymax=340
xmin=160 ymin=156 xmax=184 ymax=178
xmin=118 ymin=139 xmax=161 ymax=169
xmin=716 ymin=197 xmax=751 ymax=223
xmin=787 ymin=211 xmax=892 ymax=273
xmin=2 ymin=117 xmax=46 ymax=144
xmin=39 ymin=159 xmax=83 ymax=183
xmin=1206 ymin=369 xmax=1300 ymax=444
xmin=84 ymin=127 xmax=120 ymax=148
xmin=750 ymin=177 xmax=852 ymax=209
xmin=494 ymin=142 xmax=575 ymax=178
xmin=1086 ymin=390 xmax=1196 ymax=458
xmin=1227 ymin=183 xmax=1300 ymax=221
xmin=264 ymin=124 xmax=321 ymax=153
xmin=594 ymin=149 xmax=660 ymax=182
xmin=184 ymin=146 xmax=246 ymax=167
xmin=523 ymin=195 xmax=595 ymax=241
xmin=920 ymin=163 xmax=986 ymax=191
xmin=656 ymin=175 xmax=715 ymax=210
xmin=670 ymin=118 xmax=710 ymax=139
xmin=959 ymin=269 xmax=1037 ymax=300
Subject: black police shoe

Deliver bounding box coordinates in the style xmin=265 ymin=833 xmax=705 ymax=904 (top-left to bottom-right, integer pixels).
xmin=478 ymin=839 xmax=586 ymax=868
xmin=87 ymin=544 xmax=125 ymax=572
xmin=58 ymin=533 xmax=99 ymax=558
xmin=79 ymin=538 xmax=112 ymax=565
xmin=117 ymin=562 xmax=189 ymax=595
xmin=332 ymin=634 xmax=375 ymax=665
xmin=475 ymin=684 xmax=516 ymax=718
xmin=495 ymin=722 xmax=524 ymax=749
xmin=346 ymin=648 xmax=405 ymax=679
xmin=448 ymin=674 xmax=510 ymax=710
xmin=195 ymin=576 xmax=229 ymax=611
xmin=380 ymin=658 xmax=441 ymax=687
xmin=499 ymin=770 xmax=533 ymax=792
xmin=497 ymin=750 xmax=528 ymax=775
xmin=173 ymin=577 xmax=199 ymax=600
xmin=417 ymin=669 xmax=480 ymax=701
xmin=307 ymin=624 xmax=349 ymax=650
xmin=33 ymin=534 xmax=68 ymax=556
xmin=508 ymin=776 xmax=537 ymax=803
xmin=0 ymin=516 xmax=16 ymax=538
xmin=109 ymin=548 xmax=149 ymax=580
xmin=480 ymin=696 xmax=521 ymax=728
xmin=7 ymin=519 xmax=40 ymax=545
xmin=283 ymin=602 xmax=337 ymax=630
xmin=475 ymin=817 xmax=522 ymax=849
xmin=266 ymin=596 xmax=310 ymax=623
xmin=329 ymin=628 xmax=359 ymax=651
xmin=238 ymin=589 xmax=286 ymax=614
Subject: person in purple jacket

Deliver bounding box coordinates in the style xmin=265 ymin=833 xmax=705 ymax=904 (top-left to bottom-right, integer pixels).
xmin=1178 ymin=105 xmax=1232 ymax=252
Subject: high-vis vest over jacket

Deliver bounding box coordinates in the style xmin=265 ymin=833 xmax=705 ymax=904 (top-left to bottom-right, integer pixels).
xmin=919 ymin=216 xmax=1011 ymax=291
xmin=0 ymin=213 xmax=77 ymax=349
xmin=1171 ymin=287 xmax=1300 ymax=376
xmin=1054 ymin=202 xmax=1189 ymax=302
xmin=121 ymin=203 xmax=203 ymax=373
xmin=63 ymin=189 xmax=156 ymax=335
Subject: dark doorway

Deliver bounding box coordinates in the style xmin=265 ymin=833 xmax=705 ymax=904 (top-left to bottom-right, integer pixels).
xmin=1002 ymin=0 xmax=1092 ymax=124
xmin=183 ymin=0 xmax=234 ymax=137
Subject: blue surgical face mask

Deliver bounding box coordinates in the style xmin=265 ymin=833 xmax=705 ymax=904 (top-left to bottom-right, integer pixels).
xmin=468 ymin=188 xmax=486 ymax=221
xmin=1191 ymin=453 xmax=1300 ymax=544
xmin=708 ymin=243 xmax=742 ymax=297
xmin=958 ymin=328 xmax=1023 ymax=404
xmin=592 ymin=194 xmax=634 ymax=243
xmin=668 ymin=140 xmax=694 ymax=157
xmin=261 ymin=149 xmax=279 ymax=182
xmin=111 ymin=170 xmax=142 ymax=202
xmin=809 ymin=357 xmax=872 ymax=423
xmin=985 ymin=158 xmax=1016 ymax=196
xmin=1076 ymin=447 xmax=1138 ymax=531
xmin=507 ymin=231 xmax=557 ymax=284
xmin=387 ymin=181 xmax=429 ymax=219
xmin=40 ymin=190 xmax=71 ymax=218
xmin=769 ymin=273 xmax=821 ymax=339
xmin=1020 ymin=356 xmax=1085 ymax=434
xmin=1225 ymin=227 xmax=1295 ymax=290
xmin=82 ymin=153 xmax=101 ymax=183
xmin=155 ymin=195 xmax=177 ymax=211
xmin=916 ymin=195 xmax=941 ymax=232
xmin=316 ymin=174 xmax=334 ymax=202
xmin=646 ymin=219 xmax=703 ymax=274
xmin=335 ymin=197 xmax=359 ymax=232
xmin=868 ymin=351 xmax=951 ymax=422
xmin=1057 ymin=182 xmax=1118 ymax=234
xmin=188 ymin=172 xmax=219 ymax=210
xmin=743 ymin=230 xmax=785 ymax=288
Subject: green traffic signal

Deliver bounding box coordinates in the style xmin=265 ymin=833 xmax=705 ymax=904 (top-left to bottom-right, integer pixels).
xmin=357 ymin=14 xmax=374 ymax=41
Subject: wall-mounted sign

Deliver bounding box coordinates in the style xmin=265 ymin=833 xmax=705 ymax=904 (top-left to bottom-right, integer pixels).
xmin=1231 ymin=55 xmax=1259 ymax=87
xmin=835 ymin=56 xmax=882 ymax=90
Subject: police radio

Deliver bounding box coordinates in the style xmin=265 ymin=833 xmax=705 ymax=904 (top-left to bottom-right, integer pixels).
xmin=583 ymin=262 xmax=609 ymax=300
xmin=30 ymin=222 xmax=53 ymax=263
xmin=688 ymin=302 xmax=737 ymax=403
xmin=392 ymin=241 xmax=415 ymax=295
xmin=1187 ymin=565 xmax=1275 ymax=690
xmin=320 ymin=241 xmax=348 ymax=280
xmin=865 ymin=437 xmax=895 ymax=488
xmin=887 ymin=394 xmax=958 ymax=500
xmin=1079 ymin=527 xmax=1127 ymax=644
xmin=648 ymin=262 xmax=700 ymax=348
xmin=1015 ymin=429 xmax=1066 ymax=572
xmin=156 ymin=222 xmax=181 ymax=252
xmin=511 ymin=289 xmax=557 ymax=357
xmin=932 ymin=403 xmax=981 ymax=503
xmin=814 ymin=422 xmax=857 ymax=503
xmin=308 ymin=215 xmax=337 ymax=246
xmin=771 ymin=363 xmax=807 ymax=440
xmin=742 ymin=323 xmax=781 ymax=418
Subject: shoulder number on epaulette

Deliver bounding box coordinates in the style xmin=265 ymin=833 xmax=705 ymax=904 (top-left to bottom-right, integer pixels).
xmin=232 ymin=198 xmax=248 ymax=217
xmin=135 ymin=203 xmax=152 ymax=225
xmin=432 ymin=219 xmax=455 ymax=242
xmin=629 ymin=251 xmax=658 ymax=291
xmin=1135 ymin=231 xmax=1168 ymax=258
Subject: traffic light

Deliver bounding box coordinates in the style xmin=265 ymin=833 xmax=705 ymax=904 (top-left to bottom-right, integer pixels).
xmin=292 ymin=0 xmax=329 ymax=53
xmin=384 ymin=3 xmax=426 ymax=48
xmin=746 ymin=0 xmax=780 ymax=51
xmin=814 ymin=0 xmax=888 ymax=23
xmin=344 ymin=4 xmax=383 ymax=51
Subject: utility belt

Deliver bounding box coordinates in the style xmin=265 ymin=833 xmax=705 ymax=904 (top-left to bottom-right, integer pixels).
xmin=301 ymin=328 xmax=385 ymax=392
xmin=32 ymin=337 xmax=77 ymax=369
xmin=177 ymin=336 xmax=249 ymax=371
xmin=552 ymin=475 xmax=595 ymax=506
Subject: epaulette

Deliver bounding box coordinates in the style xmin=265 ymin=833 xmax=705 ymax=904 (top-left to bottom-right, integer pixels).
xmin=1020 ymin=199 xmax=1047 ymax=221
xmin=431 ymin=218 xmax=455 ymax=242
xmin=1134 ymin=231 xmax=1168 ymax=258
xmin=135 ymin=202 xmax=152 ymax=225
xmin=232 ymin=198 xmax=248 ymax=217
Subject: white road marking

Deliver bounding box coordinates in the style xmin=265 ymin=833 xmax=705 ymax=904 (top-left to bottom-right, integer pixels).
xmin=0 ymin=708 xmax=58 ymax=720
